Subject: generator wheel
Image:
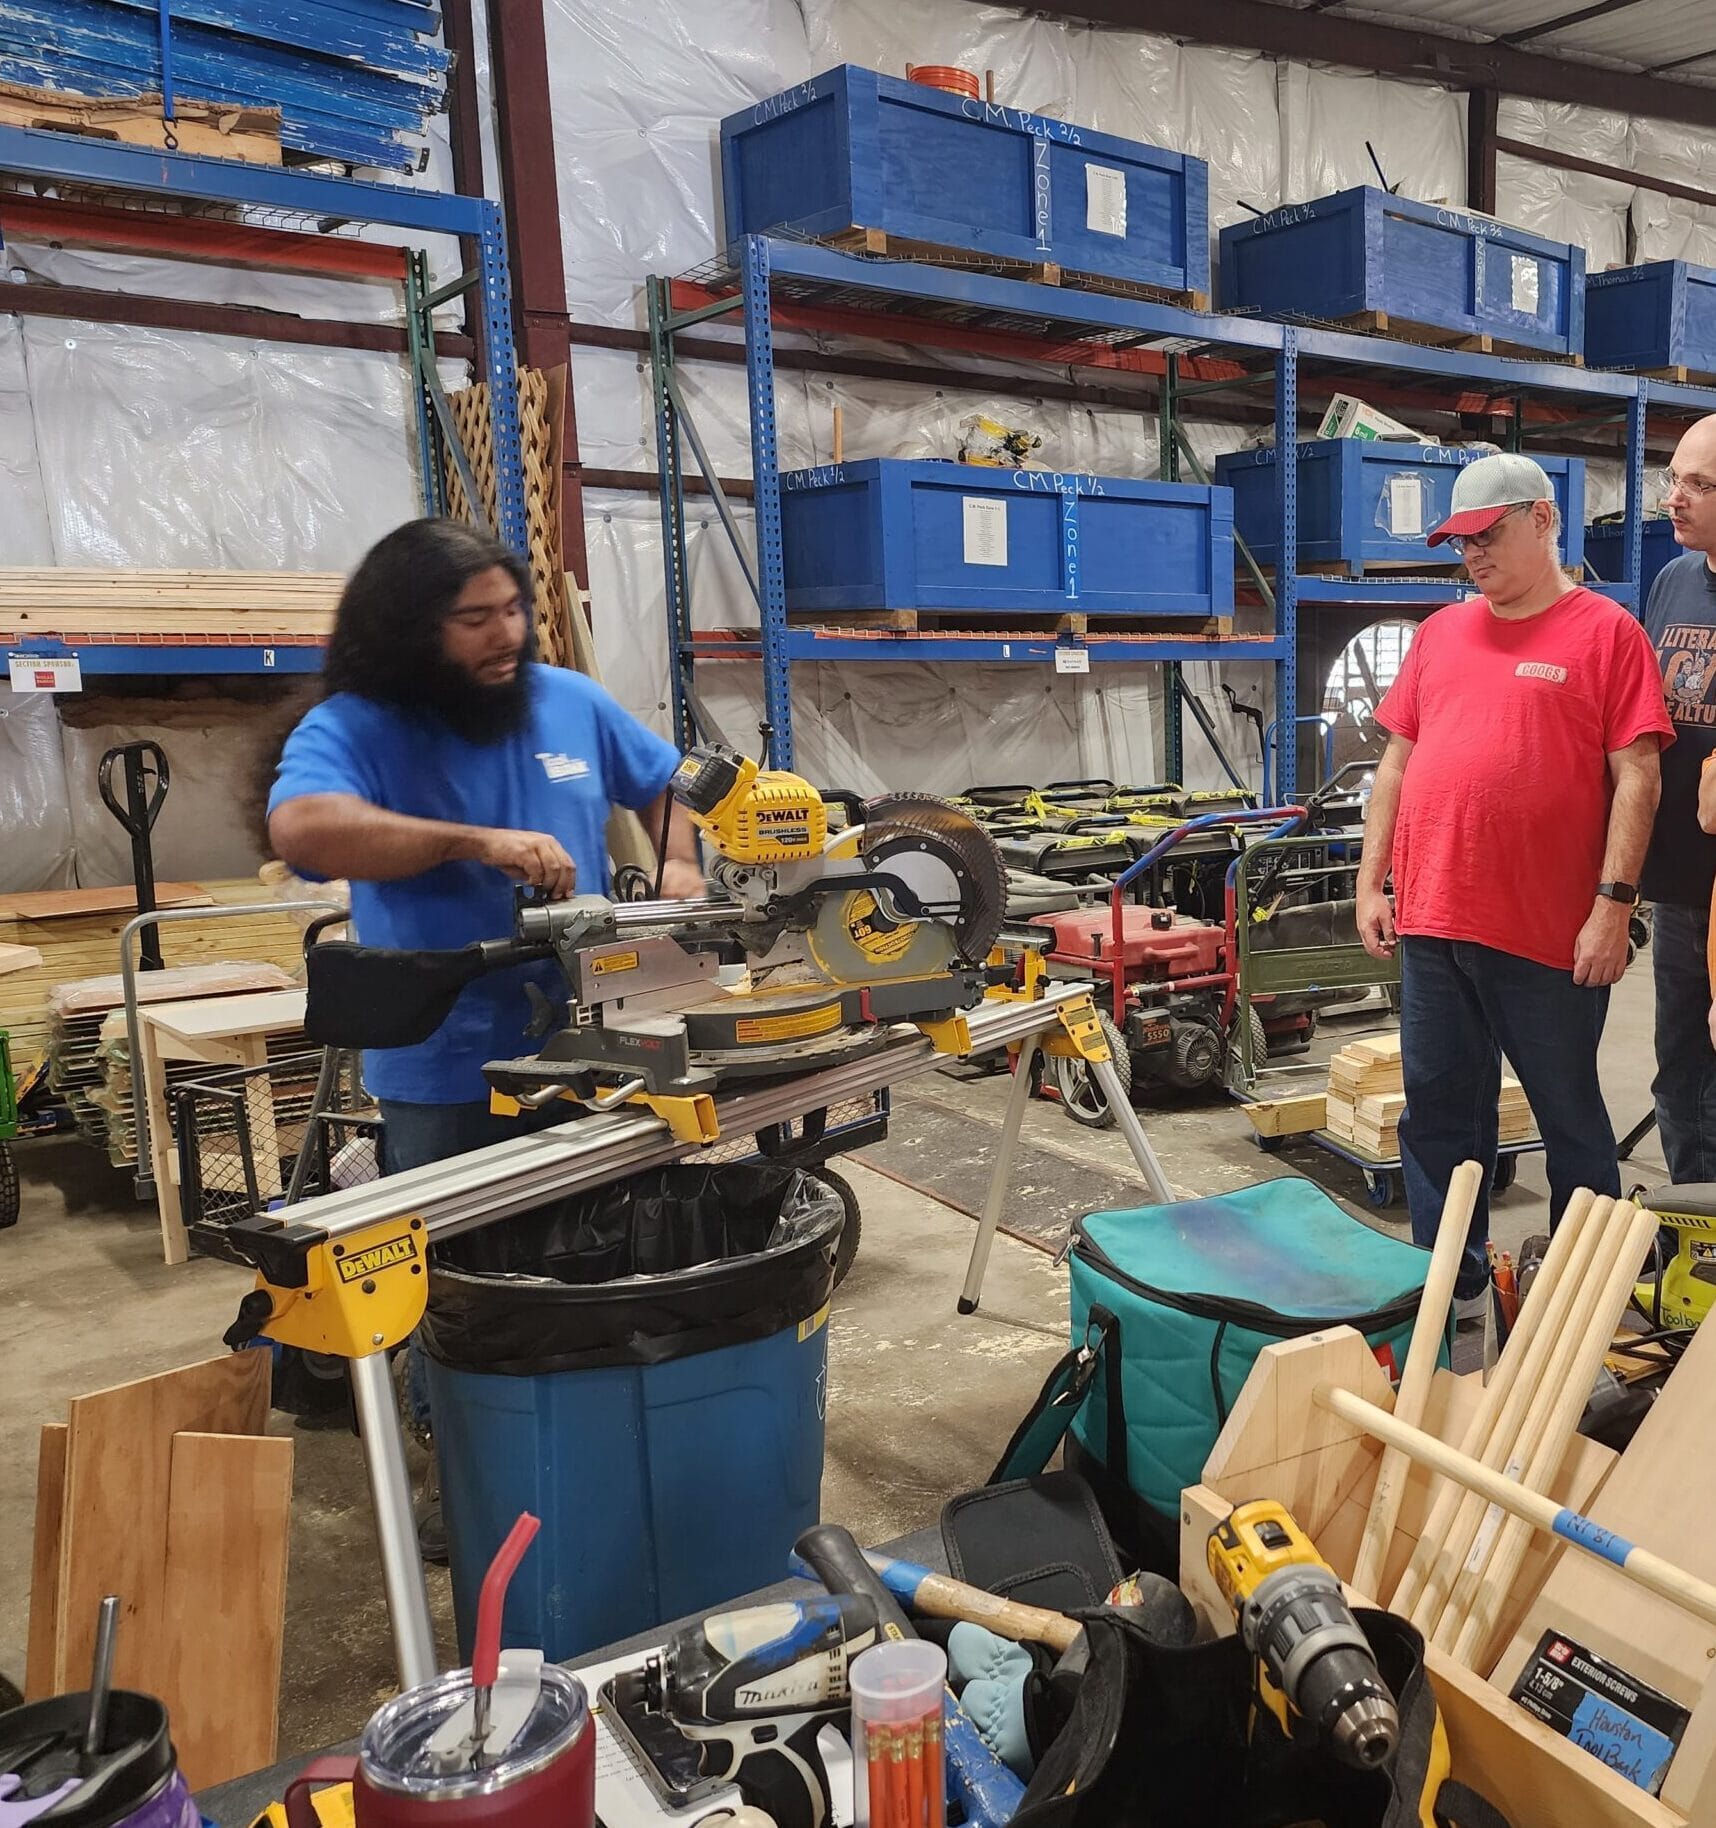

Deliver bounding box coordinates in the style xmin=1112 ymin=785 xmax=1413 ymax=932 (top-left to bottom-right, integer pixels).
xmin=1050 ymin=1010 xmax=1130 ymax=1129
xmin=817 ymin=1165 xmax=863 ymax=1290
xmin=0 ymin=1142 xmax=17 ymax=1231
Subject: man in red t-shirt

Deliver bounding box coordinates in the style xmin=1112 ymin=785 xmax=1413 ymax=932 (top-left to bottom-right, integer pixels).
xmin=1357 ymin=452 xmax=1671 ymax=1308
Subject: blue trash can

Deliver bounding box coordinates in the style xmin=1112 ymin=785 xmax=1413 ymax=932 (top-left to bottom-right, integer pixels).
xmin=420 ymin=1163 xmax=843 ymax=1662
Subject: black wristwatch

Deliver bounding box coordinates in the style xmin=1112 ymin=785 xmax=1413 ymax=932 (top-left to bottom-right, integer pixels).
xmin=1596 ymin=881 xmax=1641 ymax=907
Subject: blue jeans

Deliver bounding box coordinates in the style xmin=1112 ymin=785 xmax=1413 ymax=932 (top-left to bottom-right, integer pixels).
xmin=1652 ymin=901 xmax=1716 ymax=1186
xmin=1398 ymin=937 xmax=1619 ymax=1298
xmin=380 ymin=1096 xmax=573 ymax=1427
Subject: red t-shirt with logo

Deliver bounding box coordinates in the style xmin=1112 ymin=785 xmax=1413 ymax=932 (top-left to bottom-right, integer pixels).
xmin=1376 ymin=587 xmax=1673 ymax=971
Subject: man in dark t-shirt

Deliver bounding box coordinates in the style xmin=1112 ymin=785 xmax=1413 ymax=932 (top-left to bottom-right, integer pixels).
xmin=1643 ymin=414 xmax=1716 ymax=1183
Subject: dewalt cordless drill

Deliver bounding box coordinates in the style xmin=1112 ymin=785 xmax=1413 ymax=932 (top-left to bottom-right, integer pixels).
xmin=1208 ymin=1500 xmax=1400 ymax=1770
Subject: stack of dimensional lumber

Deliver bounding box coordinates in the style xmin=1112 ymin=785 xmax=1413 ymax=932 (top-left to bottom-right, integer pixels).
xmin=0 ymin=881 xmax=306 ymax=1075
xmin=0 ymin=570 xmax=342 ymax=650
xmin=89 ymin=1002 xmax=311 ymax=1169
xmin=0 ymin=0 xmax=446 ymax=171
xmin=1325 ymin=1036 xmax=1533 ymax=1155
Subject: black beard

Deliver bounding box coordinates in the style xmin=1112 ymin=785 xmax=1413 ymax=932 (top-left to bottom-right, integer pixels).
xmin=416 ymin=654 xmax=533 ymax=743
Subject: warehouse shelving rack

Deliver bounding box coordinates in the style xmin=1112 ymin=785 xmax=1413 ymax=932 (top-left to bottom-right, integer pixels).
xmin=0 ymin=124 xmax=526 ymax=680
xmin=649 ymin=233 xmax=1716 ymax=801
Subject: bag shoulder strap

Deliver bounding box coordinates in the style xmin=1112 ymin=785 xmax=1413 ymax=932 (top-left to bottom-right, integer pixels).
xmin=991 ymin=1304 xmax=1126 ymax=1484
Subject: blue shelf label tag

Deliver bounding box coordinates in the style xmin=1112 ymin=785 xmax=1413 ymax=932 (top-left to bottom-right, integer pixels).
xmin=1509 ymin=1630 xmax=1688 ymax=1797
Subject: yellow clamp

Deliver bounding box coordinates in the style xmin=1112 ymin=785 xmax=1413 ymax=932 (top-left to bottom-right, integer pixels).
xmin=1038 ymin=994 xmax=1111 ymax=1064
xmin=258 ymin=1215 xmax=428 ymax=1359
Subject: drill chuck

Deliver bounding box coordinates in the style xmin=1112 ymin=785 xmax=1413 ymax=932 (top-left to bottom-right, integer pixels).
xmin=1239 ymin=1562 xmax=1400 ymax=1770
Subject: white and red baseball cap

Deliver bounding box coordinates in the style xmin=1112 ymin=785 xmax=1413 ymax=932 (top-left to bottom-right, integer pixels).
xmin=1427 ymin=452 xmax=1554 ymax=547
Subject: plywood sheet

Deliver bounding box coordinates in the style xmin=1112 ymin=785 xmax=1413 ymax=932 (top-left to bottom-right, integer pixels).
xmin=24 ymin=1423 xmax=67 ymax=1701
xmin=0 ymin=883 xmax=212 ymax=920
xmin=159 ymin=1431 xmax=293 ymax=1788
xmin=54 ymin=1353 xmax=270 ymax=1691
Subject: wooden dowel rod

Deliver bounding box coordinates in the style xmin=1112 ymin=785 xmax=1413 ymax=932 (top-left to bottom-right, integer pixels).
xmin=1317 ymin=1381 xmax=1716 ymax=1636
xmin=1449 ymin=1204 xmax=1659 ymax=1670
xmin=1428 ymin=1199 xmax=1639 ymax=1653
xmin=1389 ymin=1190 xmax=1601 ymax=1621
xmin=1351 ymin=1159 xmax=1481 ymax=1600
xmin=1396 ymin=1199 xmax=1608 ymax=1630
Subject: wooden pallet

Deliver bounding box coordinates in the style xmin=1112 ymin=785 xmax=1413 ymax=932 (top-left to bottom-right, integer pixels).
xmin=442 ymin=366 xmax=578 ymax=670
xmin=0 ymin=569 xmax=342 ymax=644
xmin=784 ymin=607 xmax=1236 ymax=638
xmin=1333 ymin=309 xmax=1583 ymax=367
xmin=1633 ymin=363 xmax=1716 ymax=388
xmin=0 ymin=81 xmax=282 ymax=166
xmin=827 ymin=226 xmax=1209 ymax=311
xmin=1294 ymin=558 xmax=1468 ymax=581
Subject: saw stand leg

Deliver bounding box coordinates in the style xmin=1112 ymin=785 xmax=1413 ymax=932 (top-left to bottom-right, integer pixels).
xmin=958 ymin=1025 xmax=1174 ymax=1315
xmin=351 ymin=1350 xmax=438 ymax=1691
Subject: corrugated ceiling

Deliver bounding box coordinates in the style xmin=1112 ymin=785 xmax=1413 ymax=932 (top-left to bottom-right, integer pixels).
xmin=1272 ymin=0 xmax=1716 ymax=86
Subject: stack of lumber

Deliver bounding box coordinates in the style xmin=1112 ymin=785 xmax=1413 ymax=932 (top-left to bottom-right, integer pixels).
xmin=91 ymin=1005 xmax=311 ymax=1170
xmin=0 ymin=0 xmax=447 ymax=171
xmin=0 ymin=569 xmax=342 ymax=646
xmin=0 ymin=880 xmax=307 ymax=1077
xmin=1325 ymin=1036 xmax=1534 ymax=1155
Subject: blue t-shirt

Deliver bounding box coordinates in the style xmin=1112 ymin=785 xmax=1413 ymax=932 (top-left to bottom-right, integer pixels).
xmin=268 ymin=665 xmax=679 ymax=1103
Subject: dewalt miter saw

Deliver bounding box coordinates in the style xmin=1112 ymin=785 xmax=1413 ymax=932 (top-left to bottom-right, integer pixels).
xmin=303 ymin=746 xmax=1007 ymax=1139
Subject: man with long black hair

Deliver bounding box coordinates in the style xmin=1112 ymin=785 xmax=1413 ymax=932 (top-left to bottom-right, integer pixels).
xmin=268 ymin=517 xmax=704 ymax=1169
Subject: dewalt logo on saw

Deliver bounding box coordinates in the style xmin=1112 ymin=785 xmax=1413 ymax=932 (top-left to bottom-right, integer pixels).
xmin=336 ymin=1235 xmax=416 ymax=1283
xmin=751 ymin=808 xmax=813 ymax=845
xmin=843 ymin=891 xmax=916 ymax=965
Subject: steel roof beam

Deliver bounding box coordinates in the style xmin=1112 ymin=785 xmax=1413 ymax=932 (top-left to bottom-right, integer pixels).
xmin=1028 ymin=0 xmax=1716 ymax=131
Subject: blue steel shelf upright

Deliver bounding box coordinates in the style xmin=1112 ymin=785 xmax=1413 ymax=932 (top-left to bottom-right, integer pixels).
xmin=650 ymin=233 xmax=1716 ymax=799
xmin=0 ymin=124 xmax=527 ymax=679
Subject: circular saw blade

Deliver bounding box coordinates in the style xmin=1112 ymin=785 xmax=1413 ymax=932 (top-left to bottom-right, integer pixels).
xmin=856 ymin=793 xmax=1008 ymax=964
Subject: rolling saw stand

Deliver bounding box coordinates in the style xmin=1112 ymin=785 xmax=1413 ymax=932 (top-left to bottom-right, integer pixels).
xmin=201 ymin=983 xmax=1166 ymax=1690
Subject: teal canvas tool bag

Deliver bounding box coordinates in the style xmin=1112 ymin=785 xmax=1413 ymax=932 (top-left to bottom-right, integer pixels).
xmin=995 ymin=1181 xmax=1439 ymax=1568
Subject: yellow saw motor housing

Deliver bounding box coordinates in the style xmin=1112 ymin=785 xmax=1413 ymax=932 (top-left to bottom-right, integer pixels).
xmin=670 ymin=747 xmax=828 ymax=863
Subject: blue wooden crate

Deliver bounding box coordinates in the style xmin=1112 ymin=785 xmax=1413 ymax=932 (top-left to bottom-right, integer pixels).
xmin=721 ymin=66 xmax=1209 ymax=299
xmin=1218 ymin=188 xmax=1584 ymax=359
xmin=1213 ymin=442 xmax=1586 ymax=575
xmin=1585 ymin=519 xmax=1682 ymax=600
xmin=1585 ymin=261 xmax=1716 ymax=378
xmin=780 ymin=461 xmax=1234 ymax=619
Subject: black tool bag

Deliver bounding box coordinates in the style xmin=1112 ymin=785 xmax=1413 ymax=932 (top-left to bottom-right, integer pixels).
xmin=1012 ymin=1608 xmax=1511 ymax=1828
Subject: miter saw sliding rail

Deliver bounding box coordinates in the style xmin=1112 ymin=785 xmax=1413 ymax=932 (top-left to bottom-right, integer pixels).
xmin=200 ymin=983 xmax=1171 ymax=1692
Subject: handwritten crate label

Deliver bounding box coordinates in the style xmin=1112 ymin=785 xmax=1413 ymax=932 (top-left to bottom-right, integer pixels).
xmin=1509 ymin=1630 xmax=1688 ymax=1797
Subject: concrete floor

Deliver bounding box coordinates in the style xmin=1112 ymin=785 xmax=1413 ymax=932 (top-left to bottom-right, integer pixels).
xmin=0 ymin=964 xmax=1668 ymax=1766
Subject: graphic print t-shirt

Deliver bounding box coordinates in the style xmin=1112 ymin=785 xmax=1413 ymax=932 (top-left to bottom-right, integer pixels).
xmin=1642 ymin=553 xmax=1716 ymax=908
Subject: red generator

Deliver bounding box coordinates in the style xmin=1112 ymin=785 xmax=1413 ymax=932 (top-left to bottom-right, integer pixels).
xmin=1028 ymin=805 xmax=1307 ymax=1125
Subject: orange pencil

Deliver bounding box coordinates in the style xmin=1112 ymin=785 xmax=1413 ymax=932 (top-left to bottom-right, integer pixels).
xmin=867 ymin=1722 xmax=890 ymax=1828
xmin=924 ymin=1712 xmax=945 ymax=1828
xmin=906 ymin=1723 xmax=924 ymax=1827
xmin=889 ymin=1725 xmax=910 ymax=1828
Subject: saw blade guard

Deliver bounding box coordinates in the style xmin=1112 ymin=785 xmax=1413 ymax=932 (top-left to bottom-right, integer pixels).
xmin=849 ymin=793 xmax=1006 ymax=966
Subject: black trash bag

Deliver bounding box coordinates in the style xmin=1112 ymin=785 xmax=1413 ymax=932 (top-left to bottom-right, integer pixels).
xmin=419 ymin=1163 xmax=844 ymax=1377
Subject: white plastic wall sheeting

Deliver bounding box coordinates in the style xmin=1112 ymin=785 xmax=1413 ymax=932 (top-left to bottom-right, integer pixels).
xmin=0 ymin=317 xmax=54 ymax=564
xmin=0 ymin=689 xmax=76 ymax=892
xmin=17 ymin=318 xmax=433 ymax=569
xmin=582 ymin=489 xmax=1267 ymax=792
xmin=1494 ymin=98 xmax=1633 ymax=271
xmin=1276 ymin=65 xmax=1466 ymax=209
xmin=1628 ymin=118 xmax=1716 ymax=264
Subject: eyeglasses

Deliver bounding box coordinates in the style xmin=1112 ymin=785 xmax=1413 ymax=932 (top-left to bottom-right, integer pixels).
xmin=1663 ymin=469 xmax=1716 ymax=500
xmin=1447 ymin=503 xmax=1530 ymax=558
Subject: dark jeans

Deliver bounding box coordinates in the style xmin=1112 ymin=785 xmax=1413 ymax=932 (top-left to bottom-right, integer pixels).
xmin=379 ymin=1096 xmax=572 ymax=1427
xmin=1652 ymin=901 xmax=1716 ymax=1186
xmin=1398 ymin=937 xmax=1619 ymax=1298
